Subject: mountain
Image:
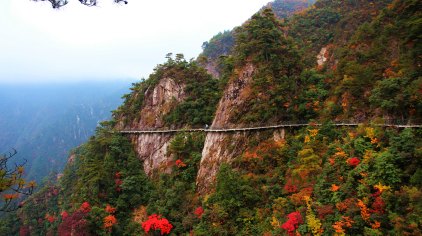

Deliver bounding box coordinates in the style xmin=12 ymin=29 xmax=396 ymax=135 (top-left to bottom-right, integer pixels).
xmin=0 ymin=82 xmax=131 ymax=182
xmin=2 ymin=0 xmax=421 ymax=235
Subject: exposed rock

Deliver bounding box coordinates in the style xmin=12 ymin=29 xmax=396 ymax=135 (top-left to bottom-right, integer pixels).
xmin=127 ymin=77 xmax=185 ymax=176
xmin=317 ymin=47 xmax=328 ymax=66
xmin=137 ymin=77 xmax=185 ymax=128
xmin=204 ymin=60 xmax=220 ymax=78
xmin=132 ymin=133 xmax=173 ymax=175
xmin=212 ymin=63 xmax=255 ymax=128
xmin=197 ymin=63 xmax=255 ymax=194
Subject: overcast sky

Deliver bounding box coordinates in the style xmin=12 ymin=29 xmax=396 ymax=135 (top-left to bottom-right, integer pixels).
xmin=0 ymin=0 xmax=269 ymax=83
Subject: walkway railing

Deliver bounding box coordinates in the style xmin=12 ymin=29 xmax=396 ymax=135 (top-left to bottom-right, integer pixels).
xmin=118 ymin=122 xmax=422 ymax=134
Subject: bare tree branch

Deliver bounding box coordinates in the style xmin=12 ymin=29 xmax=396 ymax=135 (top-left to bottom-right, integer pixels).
xmin=32 ymin=0 xmax=128 ymax=8
xmin=0 ymin=149 xmax=35 ymax=212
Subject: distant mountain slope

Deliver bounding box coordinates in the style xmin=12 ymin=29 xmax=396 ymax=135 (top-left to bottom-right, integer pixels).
xmin=198 ymin=0 xmax=315 ymax=78
xmin=0 ymin=81 xmax=131 ymax=182
xmin=4 ymin=0 xmax=421 ymax=235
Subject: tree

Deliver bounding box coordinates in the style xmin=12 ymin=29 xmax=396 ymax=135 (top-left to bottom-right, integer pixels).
xmin=0 ymin=149 xmax=35 ymax=212
xmin=32 ymin=0 xmax=128 ymax=9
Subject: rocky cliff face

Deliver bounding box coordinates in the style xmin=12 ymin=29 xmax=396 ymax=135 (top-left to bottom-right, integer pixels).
xmin=196 ymin=63 xmax=255 ymax=192
xmin=127 ymin=77 xmax=185 ymax=176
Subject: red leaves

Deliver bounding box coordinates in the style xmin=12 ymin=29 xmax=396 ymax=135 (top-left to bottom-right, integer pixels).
xmin=284 ymin=184 xmax=298 ymax=193
xmin=80 ymin=202 xmax=91 ymax=213
xmin=281 ymin=211 xmax=303 ymax=235
xmin=316 ymin=205 xmax=334 ymax=219
xmin=45 ymin=214 xmax=56 ymax=223
xmin=114 ymin=172 xmax=123 ymax=192
xmin=194 ymin=207 xmax=204 ymax=219
xmin=142 ymin=214 xmax=173 ymax=235
xmin=19 ymin=226 xmax=30 ymax=236
xmin=58 ymin=205 xmax=90 ymax=236
xmin=61 ymin=211 xmax=69 ymax=219
xmin=175 ymin=159 xmax=187 ymax=168
xmin=347 ymin=157 xmax=360 ymax=167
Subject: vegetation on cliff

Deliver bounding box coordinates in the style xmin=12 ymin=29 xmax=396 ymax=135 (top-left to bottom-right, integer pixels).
xmin=3 ymin=0 xmax=421 ymax=235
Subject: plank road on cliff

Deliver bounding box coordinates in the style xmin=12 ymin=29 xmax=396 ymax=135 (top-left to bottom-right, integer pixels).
xmin=118 ymin=122 xmax=422 ymax=134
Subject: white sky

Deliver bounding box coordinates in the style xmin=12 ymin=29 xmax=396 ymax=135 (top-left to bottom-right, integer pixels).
xmin=0 ymin=0 xmax=269 ymax=83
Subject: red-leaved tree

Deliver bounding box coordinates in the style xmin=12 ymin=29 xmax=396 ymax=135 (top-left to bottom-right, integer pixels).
xmin=142 ymin=214 xmax=173 ymax=235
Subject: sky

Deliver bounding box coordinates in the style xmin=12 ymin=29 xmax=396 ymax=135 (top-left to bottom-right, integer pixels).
xmin=0 ymin=0 xmax=270 ymax=83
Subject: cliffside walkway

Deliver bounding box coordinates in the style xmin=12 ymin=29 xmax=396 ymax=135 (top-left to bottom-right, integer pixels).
xmin=119 ymin=122 xmax=422 ymax=134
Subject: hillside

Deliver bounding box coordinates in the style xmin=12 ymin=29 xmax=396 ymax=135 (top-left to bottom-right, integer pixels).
xmin=2 ymin=0 xmax=421 ymax=235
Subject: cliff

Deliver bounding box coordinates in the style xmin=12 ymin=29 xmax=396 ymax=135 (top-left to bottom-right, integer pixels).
xmin=124 ymin=77 xmax=185 ymax=175
xmin=8 ymin=0 xmax=421 ymax=235
xmin=113 ymin=56 xmax=220 ymax=177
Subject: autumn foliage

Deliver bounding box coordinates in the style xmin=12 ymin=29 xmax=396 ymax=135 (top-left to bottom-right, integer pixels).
xmin=281 ymin=211 xmax=303 ymax=235
xmin=194 ymin=206 xmax=204 ymax=219
xmin=347 ymin=157 xmax=360 ymax=167
xmin=104 ymin=215 xmax=117 ymax=230
xmin=142 ymin=214 xmax=173 ymax=235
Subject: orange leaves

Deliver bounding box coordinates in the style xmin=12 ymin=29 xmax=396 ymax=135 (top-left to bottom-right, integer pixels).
xmin=104 ymin=215 xmax=117 ymax=230
xmin=336 ymin=198 xmax=355 ymax=212
xmin=289 ymin=187 xmax=313 ymax=205
xmin=371 ymin=221 xmax=381 ymax=229
xmin=102 ymin=205 xmax=118 ymax=231
xmin=3 ymin=193 xmax=19 ymax=201
xmin=332 ymin=216 xmax=354 ymax=234
xmin=105 ymin=204 xmax=116 ymax=214
xmin=242 ymin=140 xmax=285 ymax=161
xmin=243 ymin=151 xmax=259 ymax=160
xmin=357 ymin=199 xmax=371 ymax=221
xmin=330 ymin=184 xmax=340 ymax=192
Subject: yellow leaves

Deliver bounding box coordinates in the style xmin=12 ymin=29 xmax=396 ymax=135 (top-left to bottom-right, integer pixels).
xmin=365 ymin=127 xmax=379 ymax=144
xmin=305 ymin=197 xmax=323 ymax=236
xmin=334 ymin=148 xmax=348 ymax=159
xmin=271 ymin=216 xmax=281 ymax=228
xmin=17 ymin=166 xmax=24 ymax=174
xmin=374 ymin=183 xmax=391 ymax=193
xmin=27 ymin=181 xmax=36 ymax=188
xmin=304 ymin=129 xmax=318 ymax=144
xmin=363 ymin=150 xmax=373 ymax=162
xmin=304 ymin=135 xmax=311 ymax=143
xmin=133 ymin=205 xmax=147 ymax=225
xmin=308 ymin=129 xmax=318 ymax=137
xmin=17 ymin=178 xmax=25 ymax=188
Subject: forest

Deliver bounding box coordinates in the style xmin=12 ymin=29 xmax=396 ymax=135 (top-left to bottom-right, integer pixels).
xmin=1 ymin=0 xmax=421 ymax=235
